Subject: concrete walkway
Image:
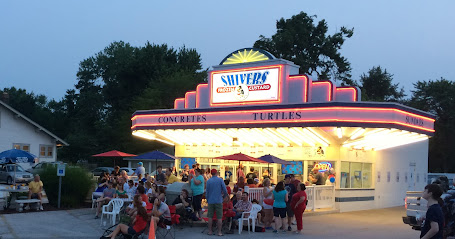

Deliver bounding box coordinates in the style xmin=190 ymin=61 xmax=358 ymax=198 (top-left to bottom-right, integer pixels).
xmin=0 ymin=206 xmax=420 ymax=239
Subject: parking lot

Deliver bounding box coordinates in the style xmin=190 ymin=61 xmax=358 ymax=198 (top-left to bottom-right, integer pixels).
xmin=0 ymin=206 xmax=419 ymax=239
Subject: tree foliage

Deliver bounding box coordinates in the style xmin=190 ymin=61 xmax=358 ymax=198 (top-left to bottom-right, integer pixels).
xmin=358 ymin=66 xmax=406 ymax=102
xmin=407 ymin=78 xmax=455 ymax=172
xmin=2 ymin=41 xmax=206 ymax=165
xmin=254 ymin=11 xmax=354 ymax=85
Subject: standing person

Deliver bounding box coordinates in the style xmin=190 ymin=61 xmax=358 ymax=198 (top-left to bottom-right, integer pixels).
xmin=181 ymin=164 xmax=190 ymax=182
xmin=132 ymin=162 xmax=145 ymax=177
xmin=420 ymin=184 xmax=444 ymax=239
xmin=190 ymin=168 xmax=205 ymax=220
xmin=308 ymin=168 xmax=324 ymax=185
xmin=204 ymin=168 xmax=211 ymax=181
xmin=26 ymin=174 xmax=44 ymax=210
xmin=262 ymin=178 xmax=274 ymax=230
xmin=284 ymin=175 xmax=297 ymax=231
xmin=171 ymin=166 xmax=178 ymax=176
xmin=189 ymin=164 xmax=197 ymax=181
xmin=263 ymin=169 xmax=270 ymax=180
xmin=155 ymin=166 xmax=166 ymax=184
xmin=225 ymin=167 xmax=232 ymax=180
xmin=206 ymin=169 xmax=228 ymax=236
xmin=272 ymin=182 xmax=288 ymax=233
xmin=290 ymin=174 xmax=301 ymax=189
xmin=246 ymin=167 xmax=257 ymax=180
xmin=291 ymin=184 xmax=307 ymax=234
xmin=237 ymin=164 xmax=245 ymax=180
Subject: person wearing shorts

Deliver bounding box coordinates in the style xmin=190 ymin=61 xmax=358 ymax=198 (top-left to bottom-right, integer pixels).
xmin=206 ymin=169 xmax=228 ymax=236
xmin=272 ymin=181 xmax=288 ymax=233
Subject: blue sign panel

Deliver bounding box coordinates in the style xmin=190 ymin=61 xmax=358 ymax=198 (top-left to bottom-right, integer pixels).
xmin=180 ymin=157 xmax=196 ymax=169
xmin=281 ymin=161 xmax=303 ymax=174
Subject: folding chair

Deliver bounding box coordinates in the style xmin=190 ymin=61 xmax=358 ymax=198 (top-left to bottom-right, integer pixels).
xmin=156 ymin=205 xmax=179 ymax=239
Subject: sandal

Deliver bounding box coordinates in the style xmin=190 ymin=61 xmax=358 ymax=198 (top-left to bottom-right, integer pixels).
xmin=218 ymin=234 xmax=224 ymax=236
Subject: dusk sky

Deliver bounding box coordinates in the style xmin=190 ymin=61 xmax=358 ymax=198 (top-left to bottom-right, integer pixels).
xmin=1 ymin=1 xmax=454 ymax=101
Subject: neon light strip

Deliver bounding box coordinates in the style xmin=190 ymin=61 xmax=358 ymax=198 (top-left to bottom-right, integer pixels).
xmin=184 ymin=91 xmax=196 ymax=109
xmin=336 ymin=87 xmax=357 ymax=101
xmin=312 ymin=81 xmax=333 ymax=101
xmin=174 ymin=98 xmax=184 ymax=109
xmin=196 ymin=84 xmax=208 ymax=108
xmin=209 ymin=65 xmax=284 ymax=106
xmin=289 ymin=75 xmax=309 ymax=102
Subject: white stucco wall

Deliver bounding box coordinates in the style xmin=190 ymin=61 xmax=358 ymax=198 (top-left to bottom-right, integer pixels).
xmin=0 ymin=105 xmax=58 ymax=168
xmin=374 ymin=139 xmax=429 ymax=208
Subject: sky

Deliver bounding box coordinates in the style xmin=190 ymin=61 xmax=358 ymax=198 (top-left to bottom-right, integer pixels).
xmin=0 ymin=1 xmax=454 ymax=101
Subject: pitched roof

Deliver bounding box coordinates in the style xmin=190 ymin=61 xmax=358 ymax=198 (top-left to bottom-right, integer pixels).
xmin=0 ymin=100 xmax=69 ymax=146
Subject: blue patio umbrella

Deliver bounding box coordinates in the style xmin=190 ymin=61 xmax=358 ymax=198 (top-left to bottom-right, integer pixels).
xmin=259 ymin=154 xmax=293 ymax=178
xmin=132 ymin=150 xmax=179 ymax=176
xmin=0 ymin=149 xmax=36 ymax=164
xmin=0 ymin=149 xmax=37 ymax=184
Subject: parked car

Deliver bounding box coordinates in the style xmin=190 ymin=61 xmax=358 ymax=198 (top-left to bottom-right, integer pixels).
xmin=91 ymin=167 xmax=114 ymax=177
xmin=119 ymin=167 xmax=136 ymax=176
xmin=0 ymin=164 xmax=34 ymax=184
xmin=27 ymin=161 xmax=65 ymax=175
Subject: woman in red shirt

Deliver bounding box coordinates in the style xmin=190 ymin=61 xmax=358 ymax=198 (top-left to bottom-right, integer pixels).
xmin=102 ymin=202 xmax=149 ymax=238
xmin=290 ymin=183 xmax=307 ymax=234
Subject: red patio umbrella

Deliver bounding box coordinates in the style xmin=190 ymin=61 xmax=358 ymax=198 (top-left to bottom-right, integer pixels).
xmin=215 ymin=153 xmax=268 ymax=179
xmin=92 ymin=150 xmax=137 ymax=167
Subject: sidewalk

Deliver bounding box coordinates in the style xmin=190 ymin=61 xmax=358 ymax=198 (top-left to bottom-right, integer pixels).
xmin=0 ymin=206 xmax=420 ymax=239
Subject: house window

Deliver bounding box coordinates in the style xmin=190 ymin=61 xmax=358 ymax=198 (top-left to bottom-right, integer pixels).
xmin=13 ymin=143 xmax=30 ymax=152
xmin=40 ymin=145 xmax=53 ymax=158
xmin=340 ymin=162 xmax=373 ymax=189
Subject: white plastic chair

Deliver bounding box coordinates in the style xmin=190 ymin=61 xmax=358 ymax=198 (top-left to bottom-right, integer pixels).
xmin=100 ymin=199 xmax=124 ymax=226
xmin=91 ymin=192 xmax=103 ymax=209
xmin=238 ymin=204 xmax=262 ymax=234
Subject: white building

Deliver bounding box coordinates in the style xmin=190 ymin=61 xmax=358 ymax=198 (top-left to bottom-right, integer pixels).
xmin=0 ymin=100 xmax=69 ymax=168
xmin=131 ymin=48 xmax=433 ymax=212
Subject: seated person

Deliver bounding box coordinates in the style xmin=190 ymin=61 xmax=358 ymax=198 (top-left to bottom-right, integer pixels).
xmin=141 ymin=173 xmax=149 ymax=183
xmin=233 ymin=192 xmax=252 ymax=220
xmin=115 ymin=182 xmax=128 ymax=198
xmin=157 ymin=186 xmax=166 ymax=202
xmin=233 ymin=177 xmax=245 ymax=193
xmin=222 ymin=196 xmax=235 ymax=232
xmin=126 ymin=194 xmax=147 ymax=218
xmin=231 ymin=191 xmax=242 ymax=206
xmin=95 ymin=181 xmax=116 ymax=219
xmin=155 ymin=166 xmax=166 ymax=184
xmin=147 ymin=183 xmax=159 ymax=198
xmin=247 ymin=178 xmax=257 ymax=188
xmin=102 ymin=199 xmax=149 ymax=239
xmin=136 ymin=185 xmax=148 ymax=205
xmin=26 ymin=174 xmax=44 ymax=210
xmin=149 ymin=196 xmax=172 ymax=231
xmin=95 ymin=179 xmax=108 ymax=192
xmin=119 ymin=170 xmax=129 ymax=182
xmin=137 ymin=173 xmax=144 ymax=183
xmin=224 ymin=180 xmax=231 ymax=195
xmin=171 ymin=189 xmax=193 ymax=219
xmin=164 ymin=168 xmax=180 ymax=185
xmin=124 ymin=180 xmax=136 ymax=198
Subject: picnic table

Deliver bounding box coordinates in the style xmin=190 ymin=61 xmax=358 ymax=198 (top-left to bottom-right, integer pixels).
xmin=1 ymin=188 xmax=29 ymax=210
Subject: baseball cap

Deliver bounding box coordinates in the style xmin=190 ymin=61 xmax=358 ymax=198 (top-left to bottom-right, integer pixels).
xmin=284 ymin=174 xmax=292 ymax=179
xmin=138 ymin=162 xmax=143 ymax=166
xmin=211 ymin=169 xmax=218 ymax=174
xmin=254 ymin=178 xmax=260 ymax=183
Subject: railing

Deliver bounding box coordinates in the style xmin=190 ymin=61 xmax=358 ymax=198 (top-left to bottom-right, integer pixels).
xmin=245 ymin=185 xmax=335 ymax=211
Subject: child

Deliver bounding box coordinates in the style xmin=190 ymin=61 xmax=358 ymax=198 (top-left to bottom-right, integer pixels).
xmin=420 ymin=184 xmax=444 ymax=239
xmin=224 ymin=179 xmax=231 ymax=195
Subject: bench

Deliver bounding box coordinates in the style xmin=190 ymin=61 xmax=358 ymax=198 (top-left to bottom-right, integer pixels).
xmin=15 ymin=199 xmax=41 ymax=212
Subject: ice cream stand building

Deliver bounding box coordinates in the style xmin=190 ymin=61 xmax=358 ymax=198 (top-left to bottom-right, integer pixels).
xmin=131 ymin=48 xmax=435 ymax=212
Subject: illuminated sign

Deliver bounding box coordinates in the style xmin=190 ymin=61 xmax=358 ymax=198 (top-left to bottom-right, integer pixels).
xmin=132 ymin=105 xmax=435 ymax=134
xmin=210 ymin=65 xmax=282 ymax=105
xmin=314 ymin=162 xmax=332 ymax=172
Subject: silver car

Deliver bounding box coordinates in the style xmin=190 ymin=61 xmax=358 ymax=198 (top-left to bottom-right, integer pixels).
xmin=0 ymin=164 xmax=34 ymax=184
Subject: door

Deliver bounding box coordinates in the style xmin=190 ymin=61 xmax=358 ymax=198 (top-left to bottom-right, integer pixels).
xmin=408 ymin=162 xmax=416 ymax=191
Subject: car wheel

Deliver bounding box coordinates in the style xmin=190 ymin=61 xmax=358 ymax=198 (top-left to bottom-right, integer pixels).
xmin=7 ymin=176 xmax=13 ymax=185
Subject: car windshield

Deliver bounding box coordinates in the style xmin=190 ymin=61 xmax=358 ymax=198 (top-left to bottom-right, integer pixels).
xmin=6 ymin=165 xmax=25 ymax=172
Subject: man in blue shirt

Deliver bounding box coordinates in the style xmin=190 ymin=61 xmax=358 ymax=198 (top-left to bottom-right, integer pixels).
xmin=206 ymin=169 xmax=228 ymax=236
xmin=132 ymin=162 xmax=145 ymax=177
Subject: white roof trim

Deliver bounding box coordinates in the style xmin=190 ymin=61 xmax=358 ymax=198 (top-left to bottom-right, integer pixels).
xmin=0 ymin=100 xmax=69 ymax=146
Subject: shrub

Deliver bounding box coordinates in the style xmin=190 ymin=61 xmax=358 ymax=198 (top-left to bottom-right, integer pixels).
xmin=40 ymin=166 xmax=94 ymax=208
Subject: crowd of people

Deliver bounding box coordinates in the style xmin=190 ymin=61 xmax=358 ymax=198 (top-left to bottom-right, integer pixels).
xmin=96 ymin=162 xmax=310 ymax=238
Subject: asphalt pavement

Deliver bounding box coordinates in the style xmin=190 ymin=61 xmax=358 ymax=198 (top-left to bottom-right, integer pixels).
xmin=0 ymin=206 xmax=420 ymax=239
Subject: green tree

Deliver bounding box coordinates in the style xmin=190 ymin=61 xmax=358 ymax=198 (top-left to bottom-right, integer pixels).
xmin=358 ymin=66 xmax=405 ymax=102
xmin=254 ymin=11 xmax=354 ymax=85
xmin=408 ymin=78 xmax=455 ymax=172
